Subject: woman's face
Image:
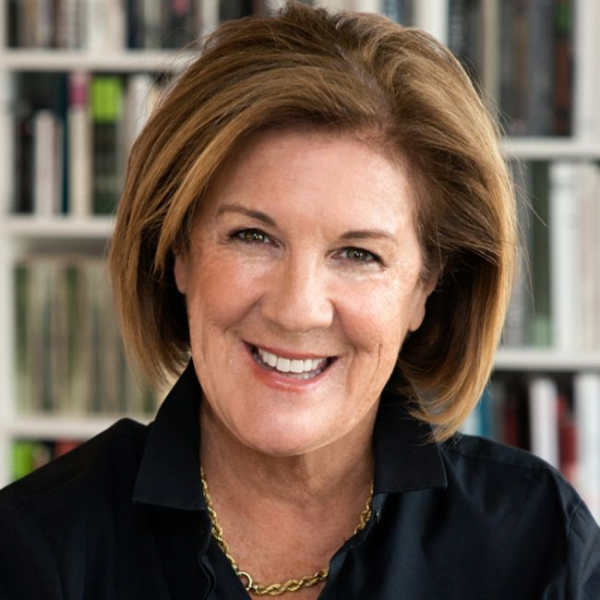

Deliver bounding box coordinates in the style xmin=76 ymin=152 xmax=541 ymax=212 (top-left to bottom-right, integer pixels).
xmin=174 ymin=130 xmax=436 ymax=457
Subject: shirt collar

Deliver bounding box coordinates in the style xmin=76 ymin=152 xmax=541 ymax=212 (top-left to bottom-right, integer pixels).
xmin=133 ymin=362 xmax=204 ymax=510
xmin=133 ymin=363 xmax=447 ymax=509
xmin=373 ymin=389 xmax=447 ymax=494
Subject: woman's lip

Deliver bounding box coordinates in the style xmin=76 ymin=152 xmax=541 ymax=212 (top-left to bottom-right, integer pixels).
xmin=244 ymin=342 xmax=334 ymax=361
xmin=243 ymin=343 xmax=336 ymax=390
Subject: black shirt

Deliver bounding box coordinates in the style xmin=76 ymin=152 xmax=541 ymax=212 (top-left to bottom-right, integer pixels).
xmin=1 ymin=364 xmax=599 ymax=599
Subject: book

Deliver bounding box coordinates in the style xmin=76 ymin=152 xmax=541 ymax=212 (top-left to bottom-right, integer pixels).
xmin=548 ymin=162 xmax=582 ymax=350
xmin=525 ymin=0 xmax=555 ymax=136
xmin=91 ymin=75 xmax=125 ymax=215
xmin=528 ymin=162 xmax=551 ymax=347
xmin=33 ymin=110 xmax=63 ymax=216
xmin=0 ymin=73 xmax=16 ymax=215
xmin=11 ymin=441 xmax=52 ymax=481
xmin=579 ymin=163 xmax=600 ymax=350
xmin=573 ymin=372 xmax=600 ymax=523
xmin=161 ymin=0 xmax=198 ymax=48
xmin=450 ymin=0 xmax=573 ymax=136
xmin=557 ymin=394 xmax=577 ymax=485
xmin=528 ymin=377 xmax=559 ymax=468
xmin=573 ymin=0 xmax=600 ymax=140
xmin=502 ymin=160 xmax=532 ymax=347
xmin=11 ymin=439 xmax=82 ymax=482
xmin=553 ymin=0 xmax=573 ymax=135
xmin=68 ymin=72 xmax=92 ymax=218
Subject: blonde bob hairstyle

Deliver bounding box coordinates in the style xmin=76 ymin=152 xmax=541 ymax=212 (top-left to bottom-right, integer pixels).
xmin=109 ymin=1 xmax=516 ymax=442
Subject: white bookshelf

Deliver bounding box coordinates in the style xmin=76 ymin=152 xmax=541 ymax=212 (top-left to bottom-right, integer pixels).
xmin=0 ymin=50 xmax=193 ymax=73
xmin=1 ymin=0 xmax=599 ymax=488
xmin=503 ymin=138 xmax=600 ymax=160
xmin=0 ymin=415 xmax=148 ymax=440
xmin=0 ymin=216 xmax=114 ymax=240
xmin=495 ymin=349 xmax=600 ymax=372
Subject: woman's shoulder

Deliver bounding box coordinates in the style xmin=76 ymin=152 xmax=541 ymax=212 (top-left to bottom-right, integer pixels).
xmin=0 ymin=419 xmax=152 ymax=598
xmin=437 ymin=434 xmax=600 ymax=594
xmin=0 ymin=417 xmax=150 ymax=505
xmin=440 ymin=433 xmax=579 ymax=502
xmin=442 ymin=433 xmax=564 ymax=472
xmin=439 ymin=434 xmax=595 ymax=537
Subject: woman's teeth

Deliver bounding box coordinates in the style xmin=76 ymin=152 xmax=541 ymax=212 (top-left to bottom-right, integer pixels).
xmin=254 ymin=347 xmax=329 ymax=379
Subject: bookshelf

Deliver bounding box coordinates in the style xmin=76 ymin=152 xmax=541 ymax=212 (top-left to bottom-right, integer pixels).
xmin=0 ymin=1 xmax=202 ymax=486
xmin=1 ymin=0 xmax=599 ymax=519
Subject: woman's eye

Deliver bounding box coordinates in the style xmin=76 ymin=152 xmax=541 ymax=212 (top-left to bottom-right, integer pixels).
xmin=339 ymin=247 xmax=379 ymax=263
xmin=232 ymin=229 xmax=271 ymax=244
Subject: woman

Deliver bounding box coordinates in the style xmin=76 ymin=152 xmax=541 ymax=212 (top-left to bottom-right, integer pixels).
xmin=1 ymin=2 xmax=598 ymax=599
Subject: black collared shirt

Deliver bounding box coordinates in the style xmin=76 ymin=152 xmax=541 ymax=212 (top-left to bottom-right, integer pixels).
xmin=1 ymin=364 xmax=599 ymax=599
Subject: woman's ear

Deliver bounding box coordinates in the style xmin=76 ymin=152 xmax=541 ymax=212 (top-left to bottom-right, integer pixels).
xmin=173 ymin=251 xmax=189 ymax=295
xmin=408 ymin=267 xmax=439 ymax=333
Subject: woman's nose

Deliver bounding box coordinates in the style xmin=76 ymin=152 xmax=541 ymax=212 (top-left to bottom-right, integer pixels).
xmin=260 ymin=258 xmax=334 ymax=333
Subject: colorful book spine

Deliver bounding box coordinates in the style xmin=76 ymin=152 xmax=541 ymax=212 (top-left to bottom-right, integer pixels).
xmin=91 ymin=75 xmax=124 ymax=215
xmin=68 ymin=72 xmax=92 ymax=218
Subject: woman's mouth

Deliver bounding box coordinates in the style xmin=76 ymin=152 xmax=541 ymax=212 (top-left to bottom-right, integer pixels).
xmin=250 ymin=345 xmax=334 ymax=380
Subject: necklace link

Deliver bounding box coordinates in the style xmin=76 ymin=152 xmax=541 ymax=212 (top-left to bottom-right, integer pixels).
xmin=200 ymin=467 xmax=373 ymax=596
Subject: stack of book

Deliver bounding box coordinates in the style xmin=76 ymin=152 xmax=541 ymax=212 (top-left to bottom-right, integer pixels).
xmin=462 ymin=372 xmax=600 ymax=523
xmin=14 ymin=254 xmax=158 ymax=417
xmin=503 ymin=160 xmax=600 ymax=351
xmin=448 ymin=0 xmax=573 ymax=136
xmin=7 ymin=0 xmax=202 ymax=50
xmin=12 ymin=71 xmax=166 ymax=216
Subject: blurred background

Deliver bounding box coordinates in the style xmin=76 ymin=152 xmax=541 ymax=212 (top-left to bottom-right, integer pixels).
xmin=0 ymin=0 xmax=599 ymax=524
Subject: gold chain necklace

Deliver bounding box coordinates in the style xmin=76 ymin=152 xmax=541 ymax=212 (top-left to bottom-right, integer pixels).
xmin=200 ymin=467 xmax=374 ymax=596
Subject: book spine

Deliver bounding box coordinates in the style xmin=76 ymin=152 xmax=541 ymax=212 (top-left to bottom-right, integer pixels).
xmin=525 ymin=0 xmax=555 ymax=135
xmin=557 ymin=394 xmax=577 ymax=485
xmin=85 ymin=0 xmax=109 ymax=51
xmin=201 ymin=0 xmax=220 ymax=34
xmin=142 ymin=0 xmax=162 ymax=49
xmin=573 ymin=0 xmax=600 ymax=139
xmin=553 ymin=0 xmax=574 ymax=135
xmin=528 ymin=377 xmax=559 ymax=468
xmin=0 ymin=73 xmax=14 ymax=215
xmin=502 ymin=160 xmax=531 ymax=347
xmin=509 ymin=0 xmax=528 ymax=135
xmin=529 ymin=162 xmax=551 ymax=347
xmin=91 ymin=76 xmax=124 ymax=215
xmin=574 ymin=372 xmax=600 ymax=523
xmin=578 ymin=164 xmax=599 ymax=350
xmin=481 ymin=0 xmax=500 ymax=112
xmin=14 ymin=263 xmax=32 ymax=413
xmin=548 ymin=161 xmax=582 ymax=350
xmin=68 ymin=72 xmax=92 ymax=218
xmin=413 ymin=0 xmax=448 ymax=43
xmin=33 ymin=110 xmax=61 ymax=216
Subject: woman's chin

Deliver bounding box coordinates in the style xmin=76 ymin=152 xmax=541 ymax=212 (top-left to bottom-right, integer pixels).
xmin=232 ymin=420 xmax=332 ymax=459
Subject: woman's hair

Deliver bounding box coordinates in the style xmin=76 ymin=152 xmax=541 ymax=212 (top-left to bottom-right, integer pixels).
xmin=108 ymin=1 xmax=516 ymax=441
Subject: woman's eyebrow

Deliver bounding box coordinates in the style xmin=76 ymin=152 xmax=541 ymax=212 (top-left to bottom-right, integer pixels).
xmin=340 ymin=230 xmax=396 ymax=242
xmin=216 ymin=203 xmax=277 ymax=226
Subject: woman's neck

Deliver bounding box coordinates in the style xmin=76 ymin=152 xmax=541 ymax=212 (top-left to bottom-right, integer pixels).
xmin=198 ymin=401 xmax=377 ymax=598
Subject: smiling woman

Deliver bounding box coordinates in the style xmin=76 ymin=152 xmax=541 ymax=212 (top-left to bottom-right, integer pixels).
xmin=0 ymin=1 xmax=598 ymax=599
